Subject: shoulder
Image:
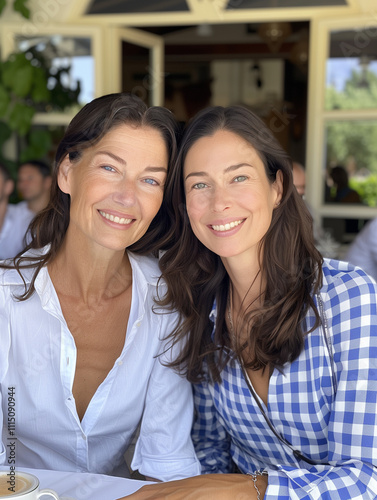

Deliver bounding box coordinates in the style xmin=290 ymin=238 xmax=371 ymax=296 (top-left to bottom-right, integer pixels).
xmin=0 ymin=247 xmax=48 ymax=287
xmin=14 ymin=201 xmax=33 ymax=215
xmin=7 ymin=202 xmax=34 ymax=228
xmin=360 ymin=218 xmax=377 ymax=240
xmin=321 ymin=258 xmax=376 ymax=293
xmin=319 ymin=258 xmax=377 ymax=330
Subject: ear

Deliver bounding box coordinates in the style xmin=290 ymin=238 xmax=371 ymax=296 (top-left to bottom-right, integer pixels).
xmin=273 ymin=170 xmax=283 ymax=207
xmin=58 ymin=155 xmax=72 ymax=195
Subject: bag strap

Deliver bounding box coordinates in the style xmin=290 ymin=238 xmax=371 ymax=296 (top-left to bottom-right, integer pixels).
xmin=239 ymin=361 xmax=320 ymax=465
xmin=239 ymin=294 xmax=337 ymax=466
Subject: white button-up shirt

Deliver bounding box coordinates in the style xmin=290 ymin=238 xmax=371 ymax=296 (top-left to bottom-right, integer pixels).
xmin=0 ymin=202 xmax=34 ymax=259
xmin=0 ymin=250 xmax=200 ymax=480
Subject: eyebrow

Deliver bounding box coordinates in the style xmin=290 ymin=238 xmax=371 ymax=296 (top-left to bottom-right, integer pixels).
xmin=184 ymin=162 xmax=254 ymax=181
xmin=95 ymin=151 xmax=167 ymax=173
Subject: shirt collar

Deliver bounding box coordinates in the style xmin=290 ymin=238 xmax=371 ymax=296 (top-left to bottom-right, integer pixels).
xmin=127 ymin=251 xmax=162 ymax=287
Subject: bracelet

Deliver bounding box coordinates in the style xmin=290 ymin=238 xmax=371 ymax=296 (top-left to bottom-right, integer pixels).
xmin=247 ymin=471 xmax=268 ymax=500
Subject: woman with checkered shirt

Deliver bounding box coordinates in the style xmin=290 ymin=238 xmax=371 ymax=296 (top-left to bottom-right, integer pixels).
xmin=122 ymin=105 xmax=377 ymax=500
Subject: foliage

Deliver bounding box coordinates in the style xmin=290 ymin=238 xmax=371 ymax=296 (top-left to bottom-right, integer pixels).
xmin=0 ymin=0 xmax=30 ymax=19
xmin=0 ymin=46 xmax=80 ymax=173
xmin=350 ymin=175 xmax=377 ymax=208
xmin=325 ymin=68 xmax=377 ymax=177
xmin=0 ymin=0 xmax=80 ymax=174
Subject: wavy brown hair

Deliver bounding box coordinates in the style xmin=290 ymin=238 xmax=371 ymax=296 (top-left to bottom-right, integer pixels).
xmin=158 ymin=105 xmax=323 ymax=383
xmin=1 ymin=92 xmax=179 ymax=299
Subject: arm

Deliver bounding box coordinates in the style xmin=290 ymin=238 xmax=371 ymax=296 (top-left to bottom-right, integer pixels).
xmin=118 ymin=360 xmax=267 ymax=500
xmin=117 ymin=473 xmax=268 ymax=500
xmin=264 ymin=272 xmax=377 ymax=499
xmin=191 ymin=378 xmax=233 ymax=474
xmin=130 ymin=348 xmax=201 ymax=481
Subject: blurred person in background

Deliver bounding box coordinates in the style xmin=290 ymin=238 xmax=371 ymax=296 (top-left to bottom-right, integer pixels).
xmin=345 ymin=217 xmax=377 ymax=281
xmin=0 ymin=162 xmax=34 ymax=259
xmin=292 ymin=161 xmax=306 ymax=198
xmin=329 ymin=165 xmax=361 ymax=204
xmin=292 ymin=160 xmax=339 ymax=259
xmin=17 ymin=159 xmax=52 ymax=217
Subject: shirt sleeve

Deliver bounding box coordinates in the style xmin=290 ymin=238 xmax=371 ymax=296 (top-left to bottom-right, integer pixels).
xmin=264 ymin=273 xmax=377 ymax=500
xmin=191 ymin=379 xmax=233 ymax=474
xmin=345 ymin=219 xmax=377 ymax=281
xmin=131 ymin=345 xmax=201 ymax=481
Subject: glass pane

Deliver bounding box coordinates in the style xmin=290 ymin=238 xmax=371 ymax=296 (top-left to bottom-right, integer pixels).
xmin=226 ymin=0 xmax=346 ymax=7
xmin=121 ymin=41 xmax=151 ymax=106
xmin=87 ymin=0 xmax=189 ymax=14
xmin=326 ymin=28 xmax=377 ymax=110
xmin=15 ymin=35 xmax=95 ymax=109
xmin=324 ymin=120 xmax=377 ymax=207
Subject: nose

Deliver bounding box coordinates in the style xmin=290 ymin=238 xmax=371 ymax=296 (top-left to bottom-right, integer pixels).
xmin=211 ymin=185 xmax=231 ymax=212
xmin=112 ymin=178 xmax=136 ymax=206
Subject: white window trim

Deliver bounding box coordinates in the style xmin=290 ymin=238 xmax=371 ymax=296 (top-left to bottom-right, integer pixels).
xmin=306 ymin=14 xmax=377 ymax=228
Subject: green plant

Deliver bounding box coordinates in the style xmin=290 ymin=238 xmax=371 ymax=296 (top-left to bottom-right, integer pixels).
xmin=0 ymin=0 xmax=81 ymax=176
xmin=350 ymin=175 xmax=377 ymax=207
xmin=0 ymin=0 xmax=30 ymax=19
xmin=0 ymin=48 xmax=80 ymax=170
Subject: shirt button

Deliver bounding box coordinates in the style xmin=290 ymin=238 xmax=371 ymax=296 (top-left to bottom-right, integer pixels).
xmin=82 ymin=433 xmax=87 ymax=440
xmin=136 ymin=321 xmax=141 ymax=327
xmin=117 ymin=360 xmax=123 ymax=366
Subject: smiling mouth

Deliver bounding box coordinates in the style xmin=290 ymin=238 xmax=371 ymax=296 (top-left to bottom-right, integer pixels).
xmin=99 ymin=210 xmax=133 ymax=225
xmin=211 ymin=219 xmax=244 ymax=232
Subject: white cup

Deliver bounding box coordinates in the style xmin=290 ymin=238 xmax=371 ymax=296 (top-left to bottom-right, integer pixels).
xmin=0 ymin=471 xmax=60 ymax=499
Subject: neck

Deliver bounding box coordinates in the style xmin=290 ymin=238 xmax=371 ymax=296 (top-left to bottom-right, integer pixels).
xmin=223 ymin=254 xmax=263 ymax=311
xmin=48 ymin=228 xmax=132 ymax=304
xmin=27 ymin=194 xmax=48 ymax=214
xmin=229 ymin=268 xmax=262 ymax=318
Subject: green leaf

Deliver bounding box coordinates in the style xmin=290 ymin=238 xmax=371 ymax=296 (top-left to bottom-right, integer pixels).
xmin=30 ymin=128 xmax=51 ymax=147
xmin=0 ymin=120 xmax=12 ymax=146
xmin=0 ymin=0 xmax=6 ymax=16
xmin=2 ymin=53 xmax=29 ymax=89
xmin=31 ymin=67 xmax=50 ymax=103
xmin=20 ymin=128 xmax=52 ymax=162
xmin=13 ymin=65 xmax=33 ymax=97
xmin=13 ymin=0 xmax=30 ymax=19
xmin=8 ymin=102 xmax=35 ymax=136
xmin=0 ymin=85 xmax=10 ymax=116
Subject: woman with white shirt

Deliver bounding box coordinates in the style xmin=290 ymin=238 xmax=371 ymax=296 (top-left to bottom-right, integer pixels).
xmin=0 ymin=93 xmax=200 ymax=481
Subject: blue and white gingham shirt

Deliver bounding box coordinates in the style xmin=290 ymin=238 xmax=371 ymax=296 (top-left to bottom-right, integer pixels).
xmin=192 ymin=259 xmax=377 ymax=499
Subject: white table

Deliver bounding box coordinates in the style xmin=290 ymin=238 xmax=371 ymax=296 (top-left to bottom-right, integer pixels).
xmin=0 ymin=467 xmax=153 ymax=500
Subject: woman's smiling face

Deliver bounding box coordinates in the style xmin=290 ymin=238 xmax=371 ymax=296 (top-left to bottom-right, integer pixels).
xmin=184 ymin=129 xmax=282 ymax=265
xmin=58 ymin=123 xmax=168 ymax=252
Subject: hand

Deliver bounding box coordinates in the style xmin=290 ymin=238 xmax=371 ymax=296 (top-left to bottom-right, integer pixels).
xmin=117 ymin=473 xmax=268 ymax=500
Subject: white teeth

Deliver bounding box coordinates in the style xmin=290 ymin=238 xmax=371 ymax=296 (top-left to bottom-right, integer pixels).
xmin=211 ymin=220 xmax=243 ymax=232
xmin=99 ymin=211 xmax=132 ymax=225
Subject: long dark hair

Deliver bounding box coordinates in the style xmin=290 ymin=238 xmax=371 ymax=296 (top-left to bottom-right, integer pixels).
xmin=2 ymin=92 xmax=179 ymax=299
xmin=159 ymin=105 xmax=323 ymax=383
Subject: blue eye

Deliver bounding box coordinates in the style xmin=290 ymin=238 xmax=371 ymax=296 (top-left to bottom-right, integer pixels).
xmin=144 ymin=178 xmax=158 ymax=185
xmin=193 ymin=182 xmax=207 ymax=189
xmin=102 ymin=165 xmax=115 ymax=172
xmin=234 ymin=175 xmax=247 ymax=182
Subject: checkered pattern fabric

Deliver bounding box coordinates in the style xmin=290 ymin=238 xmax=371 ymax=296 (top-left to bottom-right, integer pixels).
xmin=192 ymin=259 xmax=377 ymax=499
